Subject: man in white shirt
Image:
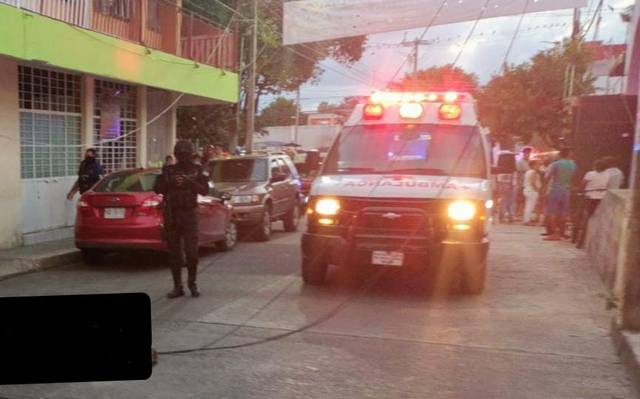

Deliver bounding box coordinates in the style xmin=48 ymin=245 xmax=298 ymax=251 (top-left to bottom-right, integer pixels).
xmin=602 ymin=156 xmax=624 ymax=189
xmin=583 ymin=159 xmax=610 ymax=216
xmin=523 ymin=160 xmax=541 ymax=225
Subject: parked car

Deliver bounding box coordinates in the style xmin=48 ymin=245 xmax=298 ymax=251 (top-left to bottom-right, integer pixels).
xmin=210 ymin=154 xmax=303 ymax=241
xmin=74 ymin=168 xmax=236 ymax=263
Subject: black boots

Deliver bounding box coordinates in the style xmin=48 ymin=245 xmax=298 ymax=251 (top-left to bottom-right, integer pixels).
xmin=167 ymin=264 xmax=199 ymax=298
xmin=167 ymin=267 xmax=184 ymax=299
xmin=187 ymin=264 xmax=200 ymax=298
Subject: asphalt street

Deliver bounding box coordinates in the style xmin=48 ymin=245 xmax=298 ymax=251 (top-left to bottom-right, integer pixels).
xmin=0 ymin=223 xmax=635 ymax=399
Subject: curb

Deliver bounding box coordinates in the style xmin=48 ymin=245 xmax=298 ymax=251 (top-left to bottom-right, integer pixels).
xmin=611 ymin=317 xmax=640 ymax=396
xmin=0 ymin=249 xmax=80 ymax=281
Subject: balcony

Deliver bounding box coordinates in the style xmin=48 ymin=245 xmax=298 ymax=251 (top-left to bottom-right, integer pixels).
xmin=0 ymin=0 xmax=237 ymax=71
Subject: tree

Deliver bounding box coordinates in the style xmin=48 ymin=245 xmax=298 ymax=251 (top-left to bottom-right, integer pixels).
xmin=177 ymin=104 xmax=235 ymax=147
xmin=393 ymin=65 xmax=479 ymax=93
xmin=477 ymin=39 xmax=595 ymax=146
xmin=177 ymin=0 xmax=367 ymax=146
xmin=316 ymin=96 xmax=363 ymax=121
xmin=249 ymin=0 xmax=367 ymax=112
xmin=256 ymin=97 xmax=297 ymax=128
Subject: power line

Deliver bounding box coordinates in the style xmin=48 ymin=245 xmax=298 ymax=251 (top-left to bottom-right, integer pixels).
xmin=501 ymin=0 xmax=530 ymax=70
xmin=387 ymin=0 xmax=448 ymax=85
xmin=451 ymin=0 xmax=492 ymax=68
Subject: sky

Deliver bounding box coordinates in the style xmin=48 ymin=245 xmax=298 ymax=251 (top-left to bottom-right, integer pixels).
xmin=265 ymin=0 xmax=635 ymax=112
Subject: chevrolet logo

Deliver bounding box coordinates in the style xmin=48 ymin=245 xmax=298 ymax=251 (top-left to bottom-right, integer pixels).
xmin=381 ymin=212 xmax=402 ymax=220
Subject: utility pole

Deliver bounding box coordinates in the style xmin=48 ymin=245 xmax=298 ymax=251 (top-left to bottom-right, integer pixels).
xmin=398 ymin=38 xmax=433 ymax=75
xmin=244 ymin=0 xmax=258 ymax=153
xmin=294 ymin=87 xmax=300 ymax=144
xmin=572 ymin=8 xmax=581 ymax=39
xmin=232 ymin=28 xmax=245 ymax=154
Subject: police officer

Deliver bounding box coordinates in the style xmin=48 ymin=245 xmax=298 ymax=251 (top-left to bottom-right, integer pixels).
xmin=154 ymin=140 xmax=209 ymax=298
xmin=66 ymin=148 xmax=105 ymax=200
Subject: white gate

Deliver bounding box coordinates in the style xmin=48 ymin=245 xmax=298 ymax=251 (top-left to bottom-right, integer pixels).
xmin=18 ymin=66 xmax=82 ymax=235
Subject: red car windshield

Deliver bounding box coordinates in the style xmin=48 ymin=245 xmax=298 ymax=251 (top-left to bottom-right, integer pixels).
xmin=93 ymin=171 xmax=160 ymax=193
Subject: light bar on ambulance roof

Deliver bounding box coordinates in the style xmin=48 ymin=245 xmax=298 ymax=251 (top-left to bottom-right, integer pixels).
xmin=369 ymin=91 xmax=464 ymax=104
xmin=399 ymin=102 xmax=423 ymax=119
xmin=363 ymin=103 xmax=384 ymax=119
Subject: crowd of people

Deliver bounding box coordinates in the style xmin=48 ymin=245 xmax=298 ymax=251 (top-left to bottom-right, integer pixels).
xmin=494 ymin=146 xmax=624 ymax=242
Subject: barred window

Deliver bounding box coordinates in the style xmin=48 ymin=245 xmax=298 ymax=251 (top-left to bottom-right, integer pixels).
xmin=95 ymin=0 xmax=132 ymax=21
xmin=19 ymin=66 xmax=82 ymax=179
xmin=147 ymin=0 xmax=161 ymax=32
xmin=93 ymin=80 xmax=138 ymax=173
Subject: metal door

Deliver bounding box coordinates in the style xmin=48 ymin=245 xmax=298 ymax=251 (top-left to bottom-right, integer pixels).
xmin=21 ymin=177 xmax=78 ymax=234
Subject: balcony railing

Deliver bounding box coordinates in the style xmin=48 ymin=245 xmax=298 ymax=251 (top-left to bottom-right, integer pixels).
xmin=1 ymin=0 xmax=237 ymax=71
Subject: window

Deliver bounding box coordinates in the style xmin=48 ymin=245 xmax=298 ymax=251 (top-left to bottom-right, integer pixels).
xmin=270 ymin=159 xmax=281 ymax=177
xmin=147 ymin=0 xmax=161 ymax=32
xmin=323 ymin=124 xmax=487 ymax=178
xmin=94 ymin=170 xmax=160 ymax=193
xmin=19 ymin=66 xmax=82 ymax=179
xmin=276 ymin=158 xmax=292 ymax=177
xmin=95 ymin=0 xmax=132 ymax=20
xmin=93 ymin=80 xmax=137 ymax=173
xmin=210 ymin=159 xmax=268 ymax=183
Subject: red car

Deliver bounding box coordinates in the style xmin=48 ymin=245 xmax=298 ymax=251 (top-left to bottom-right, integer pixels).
xmin=75 ymin=168 xmax=237 ymax=263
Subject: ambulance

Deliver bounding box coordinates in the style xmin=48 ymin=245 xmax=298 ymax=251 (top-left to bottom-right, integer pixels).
xmin=301 ymin=91 xmax=492 ymax=294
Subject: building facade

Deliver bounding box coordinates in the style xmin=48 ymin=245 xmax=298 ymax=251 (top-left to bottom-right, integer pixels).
xmin=0 ymin=0 xmax=238 ymax=248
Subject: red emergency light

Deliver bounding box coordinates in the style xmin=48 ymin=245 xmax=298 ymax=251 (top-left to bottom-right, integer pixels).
xmin=439 ymin=103 xmax=462 ymax=120
xmin=363 ymin=103 xmax=384 ymax=119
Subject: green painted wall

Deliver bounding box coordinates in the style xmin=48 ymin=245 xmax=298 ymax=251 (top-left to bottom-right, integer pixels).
xmin=0 ymin=4 xmax=238 ymax=103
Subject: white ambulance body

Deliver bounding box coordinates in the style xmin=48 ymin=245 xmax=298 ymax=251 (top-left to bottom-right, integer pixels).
xmin=301 ymin=91 xmax=492 ymax=294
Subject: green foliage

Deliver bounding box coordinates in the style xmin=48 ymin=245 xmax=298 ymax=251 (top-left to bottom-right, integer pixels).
xmin=316 ymin=96 xmax=363 ymax=120
xmin=177 ymin=104 xmax=236 ymax=147
xmin=395 ymin=65 xmax=479 ymax=93
xmin=256 ymin=97 xmax=297 ymax=128
xmin=477 ymin=39 xmax=595 ymax=146
xmin=177 ymin=0 xmax=367 ymax=145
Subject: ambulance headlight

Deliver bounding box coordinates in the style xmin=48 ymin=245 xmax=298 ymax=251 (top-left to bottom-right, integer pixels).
xmin=315 ymin=198 xmax=340 ymax=216
xmin=447 ymin=200 xmax=476 ymax=221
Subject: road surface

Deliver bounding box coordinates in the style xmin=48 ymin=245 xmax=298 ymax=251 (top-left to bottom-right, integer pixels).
xmin=0 ymin=224 xmax=634 ymax=399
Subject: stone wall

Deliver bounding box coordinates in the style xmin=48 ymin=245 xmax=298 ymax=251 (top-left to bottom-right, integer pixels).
xmin=585 ymin=190 xmax=632 ymax=291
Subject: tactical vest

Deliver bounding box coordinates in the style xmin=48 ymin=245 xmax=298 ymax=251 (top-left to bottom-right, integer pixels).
xmin=165 ymin=165 xmax=201 ymax=210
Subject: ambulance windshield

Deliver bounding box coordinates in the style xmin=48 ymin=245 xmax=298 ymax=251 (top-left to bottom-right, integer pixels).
xmin=323 ymin=124 xmax=486 ymax=178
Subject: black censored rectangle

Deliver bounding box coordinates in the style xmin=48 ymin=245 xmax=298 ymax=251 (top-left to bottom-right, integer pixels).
xmin=0 ymin=293 xmax=152 ymax=384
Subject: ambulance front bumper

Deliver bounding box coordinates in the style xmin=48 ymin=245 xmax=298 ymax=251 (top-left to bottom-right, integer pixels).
xmin=301 ymin=231 xmax=488 ymax=268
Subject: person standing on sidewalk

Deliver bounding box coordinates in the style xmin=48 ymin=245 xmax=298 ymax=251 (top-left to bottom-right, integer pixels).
xmin=582 ymin=159 xmax=610 ymax=216
xmin=154 ymin=140 xmax=209 ymax=298
xmin=523 ymin=160 xmax=542 ymax=225
xmin=66 ymin=148 xmax=105 ymax=200
xmin=515 ymin=147 xmax=533 ymax=220
xmin=543 ymin=148 xmax=577 ymax=241
xmin=602 ymin=156 xmax=624 ymax=189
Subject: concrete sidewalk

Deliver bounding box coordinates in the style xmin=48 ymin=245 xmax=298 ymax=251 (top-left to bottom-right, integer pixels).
xmin=0 ymin=239 xmax=79 ymax=281
xmin=612 ymin=320 xmax=640 ymax=395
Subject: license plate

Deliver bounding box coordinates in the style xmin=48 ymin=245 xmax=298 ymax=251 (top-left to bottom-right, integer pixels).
xmin=372 ymin=251 xmax=404 ymax=267
xmin=104 ymin=208 xmax=126 ymax=219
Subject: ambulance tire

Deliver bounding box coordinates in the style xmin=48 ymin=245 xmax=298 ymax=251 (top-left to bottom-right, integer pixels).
xmin=302 ymin=256 xmax=328 ymax=285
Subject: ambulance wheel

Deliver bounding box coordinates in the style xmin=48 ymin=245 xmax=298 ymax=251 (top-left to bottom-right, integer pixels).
xmin=302 ymin=256 xmax=328 ymax=285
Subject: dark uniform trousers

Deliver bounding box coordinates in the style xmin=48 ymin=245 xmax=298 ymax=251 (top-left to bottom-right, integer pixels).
xmin=165 ymin=208 xmax=199 ymax=286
